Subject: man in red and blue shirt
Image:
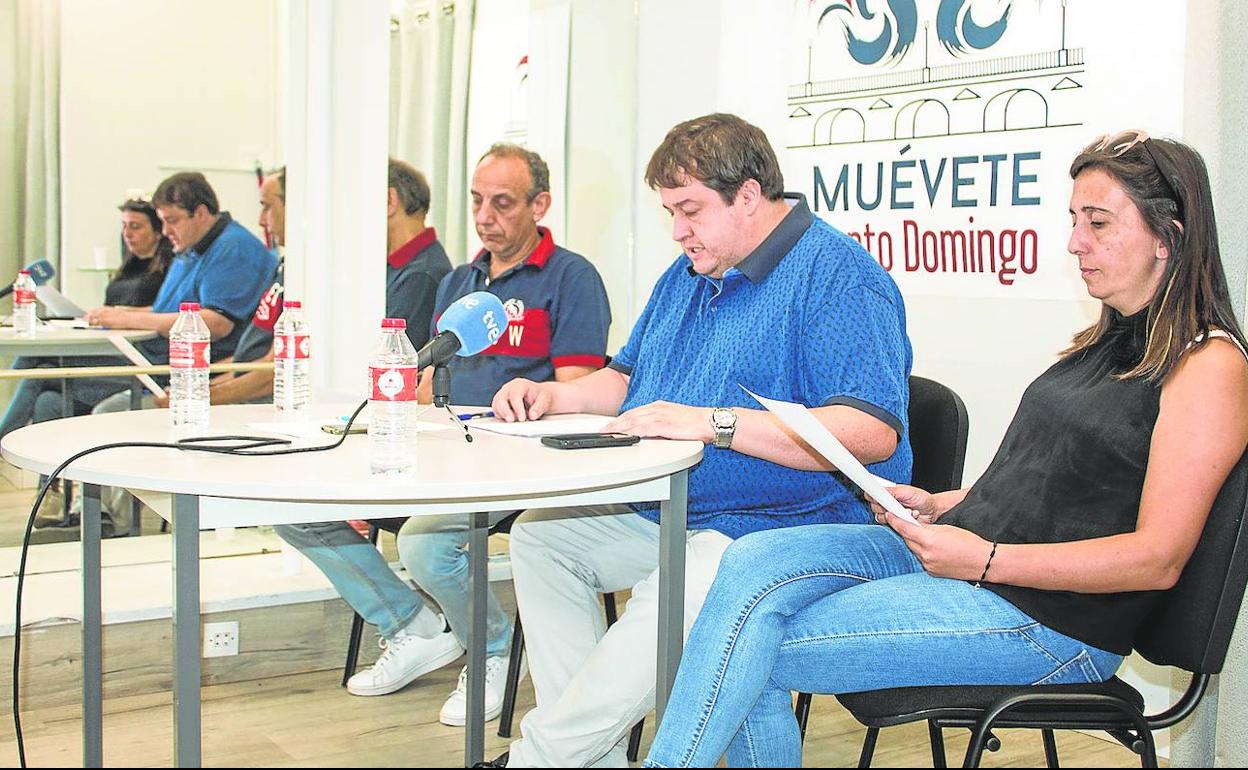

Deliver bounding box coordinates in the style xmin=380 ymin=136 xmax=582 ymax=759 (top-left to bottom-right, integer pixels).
xmin=333 ymin=146 xmax=611 ymax=730
xmin=422 ymin=146 xmax=612 ymax=406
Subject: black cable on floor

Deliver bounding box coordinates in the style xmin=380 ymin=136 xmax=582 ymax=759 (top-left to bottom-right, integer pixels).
xmin=12 ymin=399 xmax=366 ymax=767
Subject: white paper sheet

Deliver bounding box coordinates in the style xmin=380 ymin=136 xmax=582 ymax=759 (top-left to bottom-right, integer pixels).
xmin=465 ymin=414 xmax=613 ymax=438
xmin=743 ymin=387 xmax=917 ymax=526
xmin=247 ymin=418 xmax=456 ymax=439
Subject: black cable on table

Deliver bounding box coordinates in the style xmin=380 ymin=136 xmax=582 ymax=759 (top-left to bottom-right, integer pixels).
xmin=12 ymin=399 xmax=366 ymax=767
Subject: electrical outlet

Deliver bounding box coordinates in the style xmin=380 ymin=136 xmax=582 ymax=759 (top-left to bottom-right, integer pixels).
xmin=203 ymin=621 xmax=240 ymax=658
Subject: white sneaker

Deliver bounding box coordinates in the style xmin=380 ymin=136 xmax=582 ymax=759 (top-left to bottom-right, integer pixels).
xmin=346 ymin=620 xmax=465 ymax=697
xmin=438 ymin=654 xmax=528 ymax=726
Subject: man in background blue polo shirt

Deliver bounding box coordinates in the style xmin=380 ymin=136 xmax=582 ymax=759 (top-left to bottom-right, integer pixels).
xmin=333 ymin=144 xmax=610 ymax=729
xmin=30 ymin=172 xmax=275 ymax=422
xmin=483 ymin=114 xmax=913 ymax=768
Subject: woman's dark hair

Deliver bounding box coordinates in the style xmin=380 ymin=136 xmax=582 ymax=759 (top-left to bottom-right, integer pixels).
xmin=118 ymin=198 xmax=173 ymax=275
xmin=1064 ymin=133 xmax=1245 ymax=381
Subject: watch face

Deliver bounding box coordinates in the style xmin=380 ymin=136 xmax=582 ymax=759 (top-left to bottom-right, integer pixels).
xmin=712 ymin=409 xmax=735 ymax=428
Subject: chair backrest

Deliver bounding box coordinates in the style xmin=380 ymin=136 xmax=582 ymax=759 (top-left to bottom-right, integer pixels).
xmin=1136 ymin=449 xmax=1248 ymax=674
xmin=907 ymin=375 xmax=970 ymax=494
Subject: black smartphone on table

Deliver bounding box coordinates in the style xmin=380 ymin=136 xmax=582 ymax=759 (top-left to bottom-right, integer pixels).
xmin=540 ymin=432 xmax=641 ymax=450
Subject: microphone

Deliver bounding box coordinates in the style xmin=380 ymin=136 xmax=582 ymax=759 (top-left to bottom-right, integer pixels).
xmin=416 ymin=291 xmax=507 ymax=370
xmin=0 ymin=259 xmax=56 ymax=300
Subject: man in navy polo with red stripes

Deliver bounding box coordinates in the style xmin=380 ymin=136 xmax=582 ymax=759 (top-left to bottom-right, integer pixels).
xmin=420 ymin=143 xmax=613 ymax=405
xmin=341 ymin=144 xmax=610 ymax=728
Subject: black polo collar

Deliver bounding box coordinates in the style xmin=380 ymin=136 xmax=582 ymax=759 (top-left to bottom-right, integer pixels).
xmin=734 ymin=193 xmax=813 ymax=283
xmin=187 ymin=211 xmax=232 ymax=256
xmin=684 ymin=193 xmax=814 ymax=282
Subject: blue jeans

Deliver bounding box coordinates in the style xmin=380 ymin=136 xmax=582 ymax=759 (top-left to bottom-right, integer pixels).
xmin=398 ymin=512 xmax=515 ymax=659
xmin=644 ymin=524 xmax=1123 ymax=768
xmin=276 ymin=514 xmax=512 ymax=656
xmin=0 ymin=356 xmax=60 ymax=438
xmin=0 ymin=355 xmax=132 ymax=438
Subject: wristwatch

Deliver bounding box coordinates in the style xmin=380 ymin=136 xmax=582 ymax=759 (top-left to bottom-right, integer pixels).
xmin=710 ymin=408 xmax=737 ymax=449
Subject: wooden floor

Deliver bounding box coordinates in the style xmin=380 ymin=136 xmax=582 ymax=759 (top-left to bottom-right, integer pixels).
xmin=0 ymin=474 xmax=1161 ymax=767
xmin=0 ymin=666 xmax=1157 ymax=767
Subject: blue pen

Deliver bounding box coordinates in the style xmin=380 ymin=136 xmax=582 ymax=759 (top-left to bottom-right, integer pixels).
xmin=455 ymin=410 xmax=496 ymax=421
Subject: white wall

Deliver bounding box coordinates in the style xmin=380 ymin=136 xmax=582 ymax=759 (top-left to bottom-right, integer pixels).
xmin=0 ymin=5 xmax=18 ymax=280
xmin=555 ymin=0 xmax=638 ymax=350
xmin=1172 ymin=1 xmax=1248 ymax=764
xmin=283 ymin=0 xmax=389 ymax=401
xmin=463 ymin=0 xmax=529 ymax=261
xmin=59 ymin=0 xmax=281 ymax=304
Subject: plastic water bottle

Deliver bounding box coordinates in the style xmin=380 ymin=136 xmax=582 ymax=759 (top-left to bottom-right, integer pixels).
xmin=368 ymin=318 xmax=418 ymax=476
xmin=168 ymin=302 xmax=211 ymax=431
xmin=272 ymin=300 xmax=310 ymax=418
xmin=12 ymin=269 xmax=36 ymax=338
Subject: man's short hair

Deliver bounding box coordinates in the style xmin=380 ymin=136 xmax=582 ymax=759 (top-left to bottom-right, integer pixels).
xmin=388 ymin=158 xmax=431 ymax=217
xmin=270 ymin=166 xmax=286 ymax=202
xmin=645 ymin=113 xmax=785 ymax=205
xmin=152 ymin=172 xmax=220 ymax=216
xmin=479 ymin=143 xmax=550 ymax=203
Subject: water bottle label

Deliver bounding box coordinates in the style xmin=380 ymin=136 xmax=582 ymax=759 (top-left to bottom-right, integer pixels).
xmin=369 ymin=366 xmax=418 ymax=401
xmin=14 ymin=289 xmax=35 ymax=305
xmin=274 ymin=333 xmax=310 ymax=360
xmin=169 ymin=340 xmax=210 ymax=369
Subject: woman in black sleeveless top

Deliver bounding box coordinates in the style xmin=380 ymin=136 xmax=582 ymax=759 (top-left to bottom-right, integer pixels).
xmin=644 ymin=134 xmax=1248 ymax=768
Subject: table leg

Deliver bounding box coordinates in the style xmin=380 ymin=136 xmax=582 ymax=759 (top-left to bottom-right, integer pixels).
xmin=172 ymin=494 xmax=202 ymax=767
xmin=656 ymin=469 xmax=689 ymax=722
xmin=81 ymin=483 xmax=103 ymax=768
xmin=465 ymin=511 xmax=489 ymax=766
xmin=128 ymin=378 xmax=143 ymax=537
xmin=60 ymin=356 xmax=73 ymax=519
xmin=59 ymin=356 xmax=69 ymax=419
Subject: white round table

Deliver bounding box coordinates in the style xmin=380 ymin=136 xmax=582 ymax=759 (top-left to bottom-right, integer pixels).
xmin=2 ymin=403 xmax=703 ymax=767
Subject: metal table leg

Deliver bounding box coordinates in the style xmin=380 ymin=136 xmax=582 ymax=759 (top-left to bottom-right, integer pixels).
xmin=465 ymin=511 xmax=489 ymax=766
xmin=82 ymin=483 xmax=103 ymax=767
xmin=60 ymin=356 xmax=73 ymax=519
xmin=656 ymin=470 xmax=689 ymax=722
xmin=172 ymin=494 xmax=202 ymax=767
xmin=128 ymin=379 xmax=143 ymax=537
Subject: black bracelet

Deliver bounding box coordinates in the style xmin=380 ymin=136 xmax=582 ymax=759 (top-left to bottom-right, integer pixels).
xmin=975 ymin=541 xmax=999 ymax=587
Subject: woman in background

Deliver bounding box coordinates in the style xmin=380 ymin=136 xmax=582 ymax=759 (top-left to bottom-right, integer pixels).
xmin=1 ymin=196 xmax=173 ymax=530
xmin=103 ymin=197 xmax=173 ymax=307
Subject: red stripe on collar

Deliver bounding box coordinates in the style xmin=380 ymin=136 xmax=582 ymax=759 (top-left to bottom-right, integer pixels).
xmin=472 ymin=227 xmax=556 ymax=271
xmin=388 ymin=227 xmax=438 ymax=269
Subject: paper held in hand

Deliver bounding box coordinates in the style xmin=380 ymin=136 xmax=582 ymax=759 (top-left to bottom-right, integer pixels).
xmin=742 ymin=386 xmax=918 ymax=526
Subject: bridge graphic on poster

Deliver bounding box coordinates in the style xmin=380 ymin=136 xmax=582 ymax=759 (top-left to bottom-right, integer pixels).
xmin=787 ymin=14 xmax=1085 ymax=149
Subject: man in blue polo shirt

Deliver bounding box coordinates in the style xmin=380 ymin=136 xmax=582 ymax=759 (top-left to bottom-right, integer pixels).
xmin=29 ymin=172 xmax=275 ymax=421
xmin=484 ymin=114 xmax=913 ymax=768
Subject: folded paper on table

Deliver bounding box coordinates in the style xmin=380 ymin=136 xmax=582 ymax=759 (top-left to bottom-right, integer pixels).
xmin=742 ymin=386 xmax=917 ymax=526
xmin=466 ymin=414 xmax=613 ymax=438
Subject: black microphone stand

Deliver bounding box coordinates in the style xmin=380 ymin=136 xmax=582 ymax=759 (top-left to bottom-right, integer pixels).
xmin=434 ymin=364 xmax=473 ymax=443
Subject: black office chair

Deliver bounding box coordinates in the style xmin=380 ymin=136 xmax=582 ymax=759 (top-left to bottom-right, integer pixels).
xmin=831 ymin=432 xmax=1248 ymax=765
xmin=793 ymin=375 xmax=970 ymax=740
